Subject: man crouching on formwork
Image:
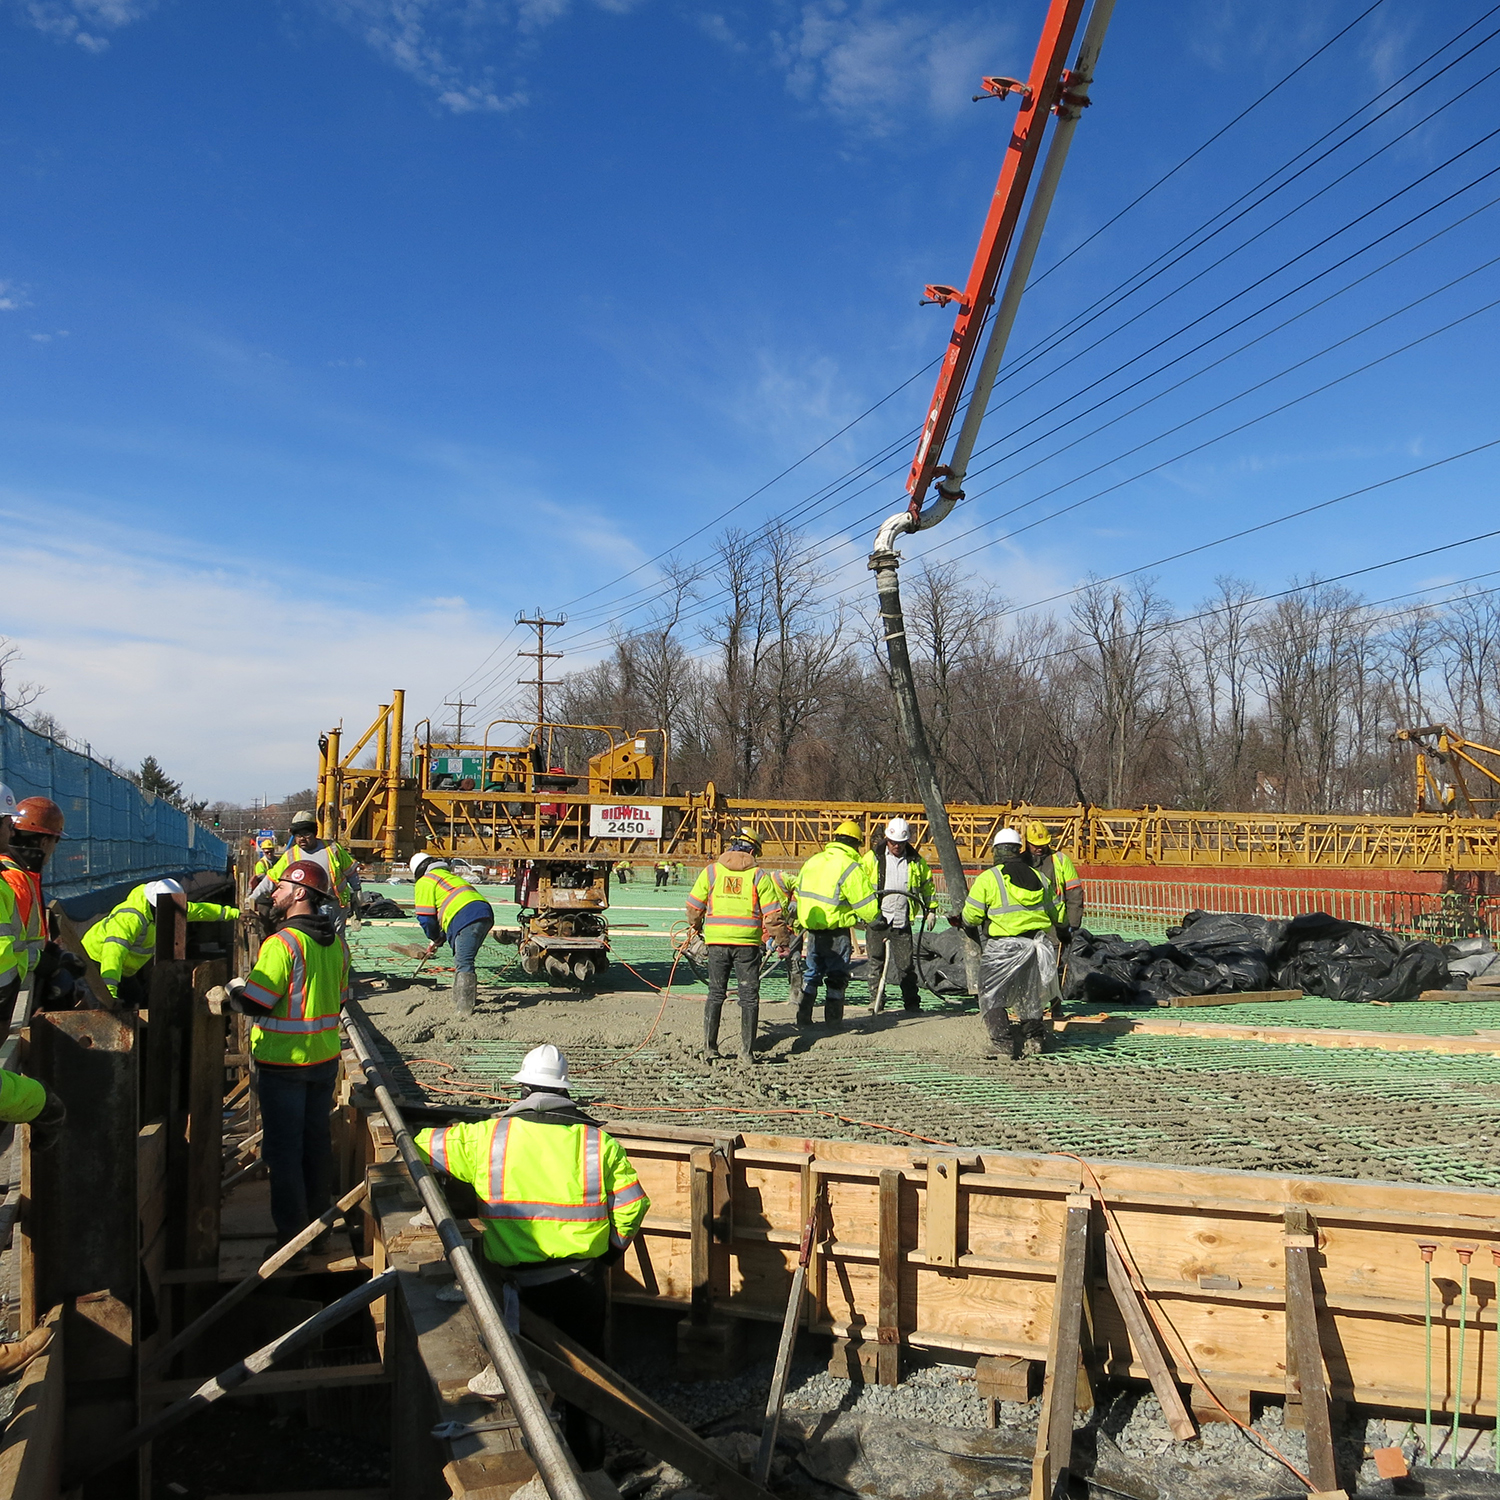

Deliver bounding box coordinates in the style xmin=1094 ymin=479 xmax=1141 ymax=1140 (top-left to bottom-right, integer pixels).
xmin=955 ymin=827 xmax=1067 ymax=1060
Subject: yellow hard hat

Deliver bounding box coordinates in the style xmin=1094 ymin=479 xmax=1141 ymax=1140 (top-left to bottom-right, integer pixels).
xmin=834 ymin=819 xmax=862 ymax=840
xmin=1024 ymin=821 xmax=1052 ymax=847
xmin=729 ymin=826 xmax=762 ymax=851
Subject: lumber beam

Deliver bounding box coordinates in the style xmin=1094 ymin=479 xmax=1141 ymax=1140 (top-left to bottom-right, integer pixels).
xmin=1060 ymin=1016 xmax=1500 ymax=1055
xmin=1102 ymin=1236 xmax=1194 ymax=1440
xmin=876 ymin=1166 xmax=902 ymax=1387
xmin=1031 ymin=1195 xmax=1091 ymax=1500
xmin=1159 ymin=989 xmax=1302 ymax=1008
xmin=1284 ymin=1208 xmax=1339 ymax=1493
xmin=0 ymin=1305 xmax=64 ymax=1499
xmin=183 ymin=961 xmax=228 ymax=1278
xmin=143 ymin=1361 xmax=388 ymax=1401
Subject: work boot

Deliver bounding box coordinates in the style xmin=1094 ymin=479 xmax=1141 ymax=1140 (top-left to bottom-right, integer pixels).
xmin=901 ymin=978 xmax=922 ymax=1013
xmin=703 ymin=1000 xmax=724 ymax=1061
xmin=1020 ymin=1019 xmax=1047 ymax=1059
xmin=825 ymin=992 xmax=845 ymax=1030
xmin=453 ymin=971 xmax=477 ymax=1017
xmin=739 ymin=1001 xmax=761 ymax=1063
xmin=796 ymin=982 xmax=817 ymax=1028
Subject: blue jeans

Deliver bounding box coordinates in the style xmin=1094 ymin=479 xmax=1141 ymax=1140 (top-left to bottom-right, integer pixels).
xmin=256 ymin=1058 xmax=339 ymax=1246
xmin=450 ymin=917 xmax=494 ymax=974
xmin=803 ymin=930 xmax=852 ymax=993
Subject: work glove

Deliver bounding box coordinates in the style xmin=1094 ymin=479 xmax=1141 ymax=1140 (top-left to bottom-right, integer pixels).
xmin=29 ymin=1088 xmax=66 ymax=1151
xmin=870 ymin=917 xmax=890 ymax=933
xmin=1057 ymin=926 xmax=1073 ymax=948
xmin=946 ymin=914 xmax=965 ymax=929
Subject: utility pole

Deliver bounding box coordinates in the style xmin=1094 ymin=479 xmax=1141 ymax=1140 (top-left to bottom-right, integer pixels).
xmin=870 ymin=0 xmax=1114 ymax=993
xmin=516 ymin=612 xmax=566 ymax=733
xmin=443 ymin=695 xmax=475 ymax=746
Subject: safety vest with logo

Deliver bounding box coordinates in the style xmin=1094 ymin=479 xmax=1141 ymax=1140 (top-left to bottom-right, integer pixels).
xmin=413 ymin=1113 xmax=650 ymax=1267
xmin=0 ymin=856 xmax=40 ymax=986
xmin=82 ymin=887 xmax=240 ymax=995
xmin=962 ymin=864 xmax=1060 ymax=938
xmin=0 ymin=1071 xmax=45 ymax=1124
xmin=240 ymin=925 xmax=348 ymax=1066
xmin=686 ymin=862 xmax=782 ymax=946
xmin=795 ymin=843 xmax=877 ymax=932
xmin=414 ymin=867 xmax=491 ymax=938
xmin=268 ymin=840 xmax=355 ymax=904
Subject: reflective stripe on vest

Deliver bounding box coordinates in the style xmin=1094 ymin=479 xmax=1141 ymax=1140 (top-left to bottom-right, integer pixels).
xmin=429 ymin=869 xmax=484 ymax=929
xmin=475 ymin=1118 xmax=610 ymax=1224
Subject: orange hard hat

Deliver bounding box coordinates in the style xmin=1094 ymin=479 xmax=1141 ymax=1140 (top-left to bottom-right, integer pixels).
xmin=13 ymin=797 xmax=65 ymax=838
xmin=276 ymin=859 xmax=332 ymax=897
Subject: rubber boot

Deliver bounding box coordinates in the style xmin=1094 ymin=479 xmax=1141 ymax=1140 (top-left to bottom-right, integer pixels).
xmin=453 ymin=971 xmax=477 ymax=1017
xmin=703 ymin=1000 xmax=724 ymax=1061
xmin=796 ymin=981 xmax=817 ymax=1028
xmin=982 ymin=1015 xmax=1016 ymax=1061
xmin=825 ymin=991 xmax=845 ymax=1030
xmin=1020 ymin=1018 xmax=1047 ymax=1059
xmin=901 ymin=977 xmax=921 ymax=1013
xmin=739 ymin=1002 xmax=760 ymax=1064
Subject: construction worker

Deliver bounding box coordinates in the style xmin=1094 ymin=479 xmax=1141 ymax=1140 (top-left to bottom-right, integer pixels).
xmin=255 ymin=811 xmax=359 ymax=927
xmin=0 ymin=784 xmax=33 ymax=1032
xmin=794 ymin=819 xmax=877 ymax=1030
xmin=654 ymin=860 xmax=671 ymax=889
xmin=7 ymin=797 xmax=68 ymax=1016
xmin=959 ymin=827 xmax=1065 ymax=1060
xmin=617 ymin=859 xmax=632 ymax=885
xmin=859 ymin=818 xmax=935 ymax=1013
xmin=224 ymin=860 xmax=348 ymax=1263
xmin=1024 ymin=823 xmax=1084 ymax=934
xmin=253 ymin=836 xmax=279 ymax=881
xmin=685 ymin=829 xmax=785 ymax=1062
xmin=413 ymin=1044 xmax=648 ymax=1472
xmin=410 ymin=851 xmax=494 ymax=1017
xmin=82 ymin=878 xmax=240 ymax=1006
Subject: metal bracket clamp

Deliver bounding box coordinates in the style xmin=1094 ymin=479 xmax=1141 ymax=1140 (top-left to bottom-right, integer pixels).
xmin=975 ymin=76 xmax=1031 ymax=103
xmin=920 ymin=284 xmax=967 ymax=309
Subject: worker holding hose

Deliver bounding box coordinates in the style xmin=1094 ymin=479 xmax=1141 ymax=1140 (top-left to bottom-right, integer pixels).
xmin=410 ymin=851 xmax=494 ymax=1017
xmin=957 ymin=827 xmax=1066 ymax=1060
xmin=859 ymin=817 xmax=934 ymax=1013
xmin=685 ymin=828 xmax=786 ymax=1062
xmin=412 ymin=1043 xmax=648 ymax=1473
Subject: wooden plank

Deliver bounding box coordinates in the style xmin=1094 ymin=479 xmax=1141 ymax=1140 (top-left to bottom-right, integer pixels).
xmin=924 ymin=1154 xmax=960 ymax=1268
xmin=876 ymin=1167 xmax=901 ymax=1386
xmin=0 ymin=1304 xmax=64 ymax=1500
xmin=519 ymin=1307 xmax=773 ymax=1500
xmin=1031 ymin=1196 xmax=1090 ymax=1500
xmin=689 ymin=1146 xmax=714 ymax=1326
xmin=1160 ymin=989 xmax=1302 ymax=1008
xmin=1284 ymin=1208 xmax=1339 ymax=1494
xmin=1416 ymin=990 xmax=1496 ymax=1002
xmin=184 ymin=961 xmax=228 ymax=1274
xmin=1102 ymin=1236 xmax=1195 ymax=1440
xmin=1061 ymin=1016 xmax=1500 ymax=1054
xmin=143 ymin=1361 xmax=389 ymax=1401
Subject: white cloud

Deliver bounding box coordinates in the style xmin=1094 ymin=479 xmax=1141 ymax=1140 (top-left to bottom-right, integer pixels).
xmin=771 ymin=0 xmax=1015 ymax=135
xmin=0 ymin=521 xmax=512 ymax=801
xmin=16 ymin=0 xmax=155 ymax=51
xmin=0 ymin=281 xmax=30 ymax=312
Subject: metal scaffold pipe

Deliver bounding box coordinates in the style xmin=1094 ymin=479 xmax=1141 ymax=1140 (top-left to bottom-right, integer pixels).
xmin=342 ymin=1003 xmax=591 ymax=1500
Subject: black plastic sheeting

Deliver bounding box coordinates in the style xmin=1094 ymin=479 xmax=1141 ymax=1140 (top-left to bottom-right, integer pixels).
xmin=1061 ymin=908 xmax=1461 ymax=1006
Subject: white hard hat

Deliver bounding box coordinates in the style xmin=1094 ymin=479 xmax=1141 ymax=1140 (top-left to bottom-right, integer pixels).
xmin=512 ymin=1044 xmax=571 ymax=1090
xmin=410 ymin=851 xmax=445 ymax=879
xmin=993 ymin=827 xmax=1023 ymax=847
xmin=145 ymin=878 xmax=185 ymax=900
xmin=885 ymin=816 xmax=911 ymax=843
xmin=0 ymin=784 xmax=18 ymax=822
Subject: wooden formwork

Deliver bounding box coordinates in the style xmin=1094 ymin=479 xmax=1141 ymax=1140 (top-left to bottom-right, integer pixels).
xmin=601 ymin=1123 xmax=1500 ymax=1422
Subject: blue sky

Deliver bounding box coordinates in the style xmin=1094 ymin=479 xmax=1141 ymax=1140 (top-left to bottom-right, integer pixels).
xmin=1 ymin=0 xmax=1497 ymax=800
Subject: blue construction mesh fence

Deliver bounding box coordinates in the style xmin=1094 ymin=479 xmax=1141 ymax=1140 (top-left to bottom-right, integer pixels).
xmin=0 ymin=711 xmax=230 ymax=901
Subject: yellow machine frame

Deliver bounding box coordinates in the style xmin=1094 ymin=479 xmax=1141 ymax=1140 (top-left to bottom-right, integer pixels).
xmin=319 ymin=694 xmax=1500 ymax=871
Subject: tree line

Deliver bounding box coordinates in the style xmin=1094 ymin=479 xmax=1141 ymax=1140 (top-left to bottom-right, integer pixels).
xmin=546 ymin=520 xmax=1500 ymax=815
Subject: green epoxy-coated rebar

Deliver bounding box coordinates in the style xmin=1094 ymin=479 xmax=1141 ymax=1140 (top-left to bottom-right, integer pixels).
xmin=1454 ymin=1248 xmax=1474 ymax=1468
xmin=1421 ymin=1243 xmax=1437 ymax=1464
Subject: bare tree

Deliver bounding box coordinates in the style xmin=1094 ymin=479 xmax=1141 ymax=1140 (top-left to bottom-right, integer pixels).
xmin=0 ymin=638 xmax=44 ymax=717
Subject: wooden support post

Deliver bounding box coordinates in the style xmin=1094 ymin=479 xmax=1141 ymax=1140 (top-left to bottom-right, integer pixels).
xmin=677 ymin=1145 xmax=742 ymax=1377
xmin=1284 ymin=1207 xmax=1339 ymax=1494
xmin=876 ymin=1167 xmax=902 ymax=1387
xmin=689 ymin=1146 xmax=713 ymax=1327
xmin=29 ymin=1008 xmax=139 ymax=1498
xmin=143 ymin=895 xmax=188 ymax=1128
xmin=1032 ymin=1195 xmax=1091 ymax=1500
xmin=1102 ymin=1236 xmax=1195 ymax=1440
xmin=924 ymin=1152 xmax=960 ymax=1268
xmin=183 ymin=962 xmax=227 ymax=1282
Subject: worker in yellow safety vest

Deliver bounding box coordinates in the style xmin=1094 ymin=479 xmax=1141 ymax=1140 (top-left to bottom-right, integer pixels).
xmin=685 ymin=829 xmax=786 ymax=1062
xmin=410 ymin=851 xmax=495 ymax=1017
xmin=224 ymin=859 xmax=349 ymax=1264
xmin=0 ymin=784 xmax=39 ymax=1031
xmin=413 ymin=1044 xmax=648 ymax=1472
xmin=1024 ymin=821 xmax=1084 ymax=1021
xmin=82 ymin=878 xmax=240 ymax=1006
xmin=794 ymin=819 xmax=877 ymax=1030
xmin=253 ymin=836 xmax=279 ymax=880
xmin=958 ymin=828 xmax=1065 ymax=1060
xmin=859 ymin=816 xmax=935 ymax=1014
xmin=253 ymin=810 xmax=359 ymax=929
